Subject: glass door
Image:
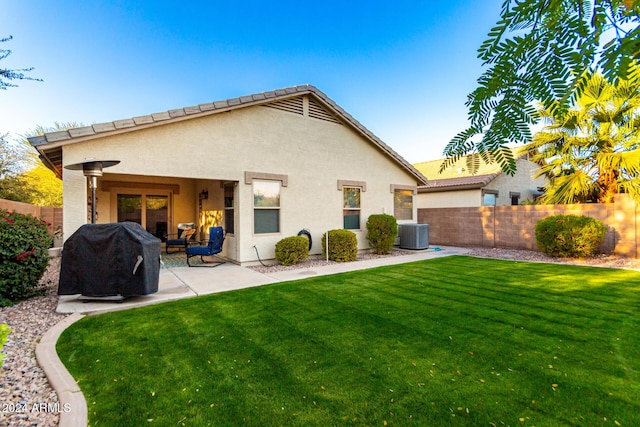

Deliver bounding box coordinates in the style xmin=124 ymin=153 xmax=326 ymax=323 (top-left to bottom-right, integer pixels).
xmin=117 ymin=194 xmax=169 ymax=241
xmin=146 ymin=195 xmax=168 ymax=241
xmin=117 ymin=194 xmax=142 ymax=224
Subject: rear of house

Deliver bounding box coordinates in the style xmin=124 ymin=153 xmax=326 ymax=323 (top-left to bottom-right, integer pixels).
xmin=30 ymin=85 xmax=427 ymax=265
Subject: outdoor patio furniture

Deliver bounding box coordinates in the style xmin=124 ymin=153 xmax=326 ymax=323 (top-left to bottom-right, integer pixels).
xmin=165 ymin=222 xmax=196 ymax=254
xmin=186 ymin=226 xmax=225 ymax=267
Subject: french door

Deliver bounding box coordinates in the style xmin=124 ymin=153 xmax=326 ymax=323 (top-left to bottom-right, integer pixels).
xmin=117 ymin=193 xmax=170 ymax=241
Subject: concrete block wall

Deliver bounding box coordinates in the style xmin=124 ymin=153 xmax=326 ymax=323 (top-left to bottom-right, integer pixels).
xmin=419 ymin=194 xmax=638 ymax=258
xmin=421 ymin=207 xmax=484 ymax=247
xmin=0 ymin=198 xmax=63 ymax=237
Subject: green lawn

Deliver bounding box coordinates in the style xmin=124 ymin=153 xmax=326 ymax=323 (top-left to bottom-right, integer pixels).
xmin=57 ymin=256 xmax=640 ymax=426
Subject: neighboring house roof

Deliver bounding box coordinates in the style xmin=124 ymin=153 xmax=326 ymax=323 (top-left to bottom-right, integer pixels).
xmin=418 ymin=173 xmax=501 ymax=193
xmin=414 ymin=150 xmax=522 ymax=193
xmin=28 ymin=85 xmax=428 ymax=185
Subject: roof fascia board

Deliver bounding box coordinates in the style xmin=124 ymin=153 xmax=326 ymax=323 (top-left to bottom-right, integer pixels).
xmin=418 ymin=183 xmax=486 ymax=193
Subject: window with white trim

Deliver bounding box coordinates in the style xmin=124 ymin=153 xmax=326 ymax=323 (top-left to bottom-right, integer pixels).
xmin=343 ymin=187 xmax=361 ymax=229
xmin=253 ymin=180 xmax=280 ymax=233
xmin=394 ymin=189 xmax=413 ymax=220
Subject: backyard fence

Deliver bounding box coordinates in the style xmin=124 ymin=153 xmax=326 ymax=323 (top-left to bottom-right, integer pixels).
xmin=0 ymin=198 xmax=63 ymax=238
xmin=418 ymin=193 xmax=639 ymax=258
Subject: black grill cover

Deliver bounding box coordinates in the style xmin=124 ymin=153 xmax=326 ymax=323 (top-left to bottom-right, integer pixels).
xmin=59 ymin=222 xmax=161 ymax=297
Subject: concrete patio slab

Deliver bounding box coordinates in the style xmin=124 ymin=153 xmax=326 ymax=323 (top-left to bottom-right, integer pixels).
xmin=168 ymin=262 xmax=279 ymax=296
xmin=56 ymin=268 xmax=196 ymax=315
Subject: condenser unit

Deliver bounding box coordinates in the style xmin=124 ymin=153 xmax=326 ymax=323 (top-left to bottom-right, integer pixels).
xmin=399 ymin=224 xmax=429 ymax=250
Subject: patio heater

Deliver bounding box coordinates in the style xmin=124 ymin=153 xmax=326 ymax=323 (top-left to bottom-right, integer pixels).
xmin=65 ymin=160 xmax=120 ymax=224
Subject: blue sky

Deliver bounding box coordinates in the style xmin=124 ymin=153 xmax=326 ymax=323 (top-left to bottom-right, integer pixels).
xmin=1 ymin=1 xmax=503 ymax=163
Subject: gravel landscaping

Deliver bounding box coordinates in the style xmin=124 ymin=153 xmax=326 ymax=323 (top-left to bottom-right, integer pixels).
xmin=0 ymin=257 xmax=67 ymax=427
xmin=1 ymin=248 xmax=638 ymax=426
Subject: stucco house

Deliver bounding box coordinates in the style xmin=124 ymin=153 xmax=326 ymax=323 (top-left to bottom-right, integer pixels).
xmin=413 ymin=151 xmax=547 ymax=208
xmin=29 ymin=85 xmax=428 ymax=265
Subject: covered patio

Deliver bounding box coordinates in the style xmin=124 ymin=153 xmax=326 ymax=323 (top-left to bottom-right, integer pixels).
xmin=86 ymin=172 xmax=238 ymax=262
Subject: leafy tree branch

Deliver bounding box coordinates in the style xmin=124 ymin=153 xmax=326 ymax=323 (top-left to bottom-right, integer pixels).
xmin=443 ymin=0 xmax=640 ymax=176
xmin=0 ymin=35 xmax=42 ymax=90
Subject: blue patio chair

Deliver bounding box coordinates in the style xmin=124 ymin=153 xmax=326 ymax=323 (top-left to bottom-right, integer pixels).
xmin=165 ymin=222 xmax=196 ymax=254
xmin=185 ymin=226 xmax=225 ymax=267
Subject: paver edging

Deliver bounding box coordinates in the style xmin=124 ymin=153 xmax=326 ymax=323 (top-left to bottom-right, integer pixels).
xmin=35 ymin=312 xmax=87 ymax=427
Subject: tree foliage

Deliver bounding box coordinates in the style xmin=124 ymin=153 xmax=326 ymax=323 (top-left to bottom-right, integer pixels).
xmin=0 ymin=123 xmax=78 ymax=207
xmin=523 ymin=70 xmax=640 ymax=204
xmin=443 ymin=0 xmax=640 ymax=175
xmin=0 ymin=35 xmax=41 ymax=90
xmin=0 ymin=133 xmax=29 ymax=202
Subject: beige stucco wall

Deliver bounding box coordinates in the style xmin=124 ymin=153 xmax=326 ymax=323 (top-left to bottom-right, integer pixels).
xmin=61 ymin=98 xmax=420 ymax=263
xmin=416 ymin=158 xmax=547 ymax=209
xmin=416 ymin=189 xmax=481 ymax=208
xmin=486 ymin=158 xmax=547 ymax=205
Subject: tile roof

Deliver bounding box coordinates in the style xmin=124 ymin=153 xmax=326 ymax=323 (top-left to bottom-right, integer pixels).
xmin=417 ymin=173 xmax=500 ymax=193
xmin=28 ymin=85 xmax=427 ymax=185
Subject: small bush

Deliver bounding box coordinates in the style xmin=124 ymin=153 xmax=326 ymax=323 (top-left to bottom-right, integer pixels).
xmin=535 ymin=214 xmax=607 ymax=258
xmin=321 ymin=229 xmax=358 ymax=262
xmin=275 ymin=236 xmax=309 ymax=266
xmin=0 ymin=209 xmax=53 ymax=305
xmin=366 ymin=214 xmax=398 ymax=255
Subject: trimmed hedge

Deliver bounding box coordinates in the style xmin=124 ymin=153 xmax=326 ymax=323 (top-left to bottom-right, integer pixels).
xmin=275 ymin=236 xmax=309 ymax=266
xmin=366 ymin=214 xmax=398 ymax=255
xmin=321 ymin=229 xmax=358 ymax=262
xmin=535 ymin=214 xmax=607 ymax=258
xmin=0 ymin=209 xmax=53 ymax=305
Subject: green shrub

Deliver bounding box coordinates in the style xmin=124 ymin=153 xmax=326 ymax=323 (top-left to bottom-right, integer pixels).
xmin=366 ymin=214 xmax=398 ymax=255
xmin=0 ymin=324 xmax=9 ymax=367
xmin=0 ymin=209 xmax=53 ymax=305
xmin=275 ymin=236 xmax=309 ymax=266
xmin=321 ymin=229 xmax=358 ymax=262
xmin=535 ymin=214 xmax=607 ymax=258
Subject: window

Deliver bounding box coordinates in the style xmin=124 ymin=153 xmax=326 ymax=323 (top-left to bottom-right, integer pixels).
xmin=482 ymin=190 xmax=498 ymax=206
xmin=510 ymin=192 xmax=520 ymax=206
xmin=394 ymin=189 xmax=413 ymax=220
xmin=254 ymin=180 xmax=280 ymax=233
xmin=224 ymin=184 xmax=235 ymax=234
xmin=343 ymin=187 xmax=361 ymax=229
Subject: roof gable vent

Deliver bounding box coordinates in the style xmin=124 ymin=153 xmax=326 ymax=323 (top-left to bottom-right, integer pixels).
xmin=263 ymin=96 xmax=304 ymax=115
xmin=308 ymin=97 xmax=341 ymax=124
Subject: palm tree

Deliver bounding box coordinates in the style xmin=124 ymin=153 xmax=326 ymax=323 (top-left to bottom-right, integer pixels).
xmin=524 ymin=70 xmax=640 ymax=204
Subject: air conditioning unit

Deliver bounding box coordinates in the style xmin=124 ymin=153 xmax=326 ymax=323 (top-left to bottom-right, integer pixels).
xmin=399 ymin=224 xmax=429 ymax=250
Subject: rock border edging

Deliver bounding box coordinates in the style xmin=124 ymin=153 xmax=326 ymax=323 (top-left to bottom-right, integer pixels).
xmin=35 ymin=312 xmax=87 ymax=427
